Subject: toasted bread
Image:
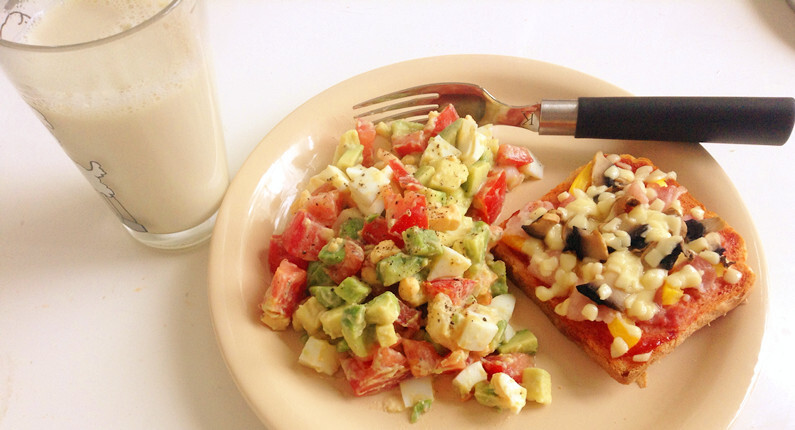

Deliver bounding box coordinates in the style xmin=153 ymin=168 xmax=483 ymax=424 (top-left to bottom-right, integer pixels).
xmin=493 ymin=152 xmax=754 ymax=386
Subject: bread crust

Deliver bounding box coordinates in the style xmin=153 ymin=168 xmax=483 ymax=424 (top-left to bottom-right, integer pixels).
xmin=493 ymin=153 xmax=755 ymax=386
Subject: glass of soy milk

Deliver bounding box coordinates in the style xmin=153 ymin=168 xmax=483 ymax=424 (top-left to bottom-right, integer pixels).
xmin=0 ymin=0 xmax=229 ymax=249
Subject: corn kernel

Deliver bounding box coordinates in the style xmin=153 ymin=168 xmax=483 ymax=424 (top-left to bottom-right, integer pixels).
xmin=724 ymin=267 xmax=743 ymax=284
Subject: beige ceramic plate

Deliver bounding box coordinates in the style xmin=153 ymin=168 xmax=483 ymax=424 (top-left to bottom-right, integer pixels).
xmin=208 ymin=55 xmax=766 ymax=430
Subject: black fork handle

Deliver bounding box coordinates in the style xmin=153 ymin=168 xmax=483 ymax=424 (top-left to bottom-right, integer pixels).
xmin=540 ymin=97 xmax=795 ymax=145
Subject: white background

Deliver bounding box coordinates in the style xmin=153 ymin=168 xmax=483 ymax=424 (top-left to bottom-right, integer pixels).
xmin=1 ymin=1 xmax=793 ymax=428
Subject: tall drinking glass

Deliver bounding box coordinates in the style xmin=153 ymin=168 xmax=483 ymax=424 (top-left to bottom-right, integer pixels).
xmin=0 ymin=0 xmax=228 ymax=249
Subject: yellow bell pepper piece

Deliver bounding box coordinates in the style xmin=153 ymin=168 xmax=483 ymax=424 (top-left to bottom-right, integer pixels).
xmin=568 ymin=161 xmax=594 ymax=194
xmin=660 ymin=283 xmax=684 ymax=306
xmin=607 ymin=314 xmax=641 ymax=349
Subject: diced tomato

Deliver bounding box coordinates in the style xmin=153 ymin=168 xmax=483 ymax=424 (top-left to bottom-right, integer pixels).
xmin=340 ymin=347 xmax=411 ymax=396
xmin=325 ymin=239 xmax=365 ymax=284
xmin=496 ymin=144 xmax=534 ymax=167
xmin=386 ymin=158 xmax=423 ymax=192
xmin=305 ymin=188 xmax=344 ymax=228
xmin=402 ymin=339 xmax=443 ymax=377
xmin=386 ymin=190 xmax=428 ymax=236
xmin=265 ymin=234 xmax=308 ymax=274
xmin=360 ymin=216 xmax=404 ymax=247
xmin=282 ymin=210 xmax=334 ymax=261
xmin=356 ymin=119 xmax=377 ymax=167
xmin=480 ymin=352 xmax=535 ymax=383
xmin=391 ymin=130 xmax=427 ymax=157
xmin=436 ymin=349 xmax=470 ymax=374
xmin=394 ymin=299 xmax=422 ymax=338
xmin=424 ymin=104 xmax=459 ymax=137
xmin=469 ymin=170 xmax=507 ymax=224
xmin=423 ymin=277 xmax=478 ymax=306
xmin=260 ymin=260 xmax=308 ymax=330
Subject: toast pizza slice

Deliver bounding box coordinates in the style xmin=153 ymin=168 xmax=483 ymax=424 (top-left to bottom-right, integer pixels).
xmin=492 ymin=152 xmax=754 ymax=386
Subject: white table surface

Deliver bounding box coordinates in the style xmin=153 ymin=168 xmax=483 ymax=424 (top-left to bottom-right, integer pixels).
xmin=2 ymin=1 xmax=794 ymax=428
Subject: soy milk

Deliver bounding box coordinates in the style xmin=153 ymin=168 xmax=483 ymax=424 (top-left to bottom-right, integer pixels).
xmin=8 ymin=0 xmax=228 ymax=235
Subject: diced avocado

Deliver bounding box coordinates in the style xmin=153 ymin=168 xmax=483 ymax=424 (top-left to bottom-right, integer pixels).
xmin=413 ymin=165 xmax=435 ymax=186
xmin=292 ymin=297 xmax=327 ymax=335
xmin=319 ymin=305 xmax=346 ymax=339
xmin=375 ymin=121 xmax=391 ymax=137
xmin=376 ymin=252 xmax=429 ymax=286
xmin=418 ymin=187 xmax=448 ymax=208
xmin=390 ymin=119 xmax=424 ymax=137
xmin=341 ymin=304 xmax=366 ymax=337
xmin=309 ymin=285 xmax=345 ymax=309
xmin=522 ymin=368 xmax=552 ymax=404
xmin=334 ymin=277 xmax=371 ymax=304
xmin=332 ymin=130 xmax=364 ymax=171
xmin=488 ymin=260 xmax=509 ymax=296
xmin=473 ymin=380 xmax=502 ymax=409
xmin=335 ymin=143 xmax=364 ymax=172
xmin=438 ymin=118 xmax=464 ymax=144
xmin=375 ymin=323 xmax=399 ymax=347
xmin=410 ymin=399 xmax=432 ymax=423
xmin=446 ymin=187 xmax=473 ymax=214
xmin=335 ymin=338 xmax=351 ymax=353
xmin=403 ymin=226 xmax=443 ymax=257
xmin=488 ymin=320 xmax=508 ymax=352
xmin=318 ymin=238 xmax=346 ymax=265
xmin=463 ymin=221 xmax=490 ymax=263
xmin=306 ymin=261 xmax=334 ymax=287
xmin=339 ymin=217 xmax=364 ymax=240
xmin=365 ymin=291 xmax=400 ymax=325
xmin=498 ymin=329 xmax=538 ymax=355
xmin=427 ymin=156 xmax=469 ymax=193
xmin=463 ymin=159 xmax=492 ymax=196
xmin=478 ymin=144 xmax=494 ymax=164
xmin=341 ymin=304 xmax=373 ymax=357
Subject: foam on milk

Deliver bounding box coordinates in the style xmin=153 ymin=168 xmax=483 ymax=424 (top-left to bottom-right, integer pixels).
xmin=22 ymin=0 xmax=171 ymax=46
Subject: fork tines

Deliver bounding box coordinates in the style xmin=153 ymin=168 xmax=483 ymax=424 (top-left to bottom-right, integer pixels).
xmin=352 ymin=83 xmax=451 ymax=123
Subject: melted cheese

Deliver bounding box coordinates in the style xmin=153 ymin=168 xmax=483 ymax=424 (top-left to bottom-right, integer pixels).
xmin=511 ymin=152 xmax=736 ymax=357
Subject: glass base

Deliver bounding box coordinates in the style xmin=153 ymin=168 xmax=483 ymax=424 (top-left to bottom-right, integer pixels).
xmin=124 ymin=211 xmax=218 ymax=250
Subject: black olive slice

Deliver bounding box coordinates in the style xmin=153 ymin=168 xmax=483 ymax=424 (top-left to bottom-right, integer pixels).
xmin=575 ymin=283 xmax=624 ymax=311
xmin=628 ymin=224 xmax=649 ymax=250
xmin=564 ymin=227 xmax=583 ymax=260
xmin=685 ymin=219 xmax=705 ymax=241
xmin=658 ymin=243 xmax=683 ymax=270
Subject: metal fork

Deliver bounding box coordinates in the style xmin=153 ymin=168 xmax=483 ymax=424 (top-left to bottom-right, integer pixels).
xmin=353 ymin=82 xmax=795 ymax=145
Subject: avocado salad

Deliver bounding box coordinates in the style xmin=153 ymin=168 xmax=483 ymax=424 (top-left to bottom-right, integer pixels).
xmin=260 ymin=105 xmax=551 ymax=422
